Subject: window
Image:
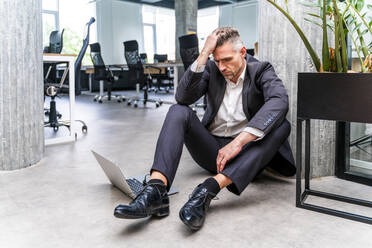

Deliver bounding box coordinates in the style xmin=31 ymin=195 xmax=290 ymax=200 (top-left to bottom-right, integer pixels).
xmin=142 ymin=5 xmax=175 ymax=61
xmin=42 ymin=0 xmax=59 ymax=48
xmin=59 ymin=0 xmax=97 ymax=65
xmin=143 ymin=24 xmax=156 ymax=60
xmin=42 ymin=0 xmax=96 ymax=65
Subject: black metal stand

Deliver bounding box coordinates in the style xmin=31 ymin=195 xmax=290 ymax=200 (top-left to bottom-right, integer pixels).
xmin=296 ymin=118 xmax=372 ymax=225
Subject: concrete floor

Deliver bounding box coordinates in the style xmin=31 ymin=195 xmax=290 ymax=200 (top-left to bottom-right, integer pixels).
xmin=1 ymin=92 xmax=371 ymax=248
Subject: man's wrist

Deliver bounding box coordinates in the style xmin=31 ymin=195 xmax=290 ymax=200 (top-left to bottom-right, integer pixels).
xmin=197 ymin=51 xmax=210 ymax=65
xmin=235 ymin=132 xmax=258 ymax=148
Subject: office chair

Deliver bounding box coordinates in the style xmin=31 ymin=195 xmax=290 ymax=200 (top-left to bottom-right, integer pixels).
xmin=154 ymin=54 xmax=168 ymax=63
xmin=178 ymin=34 xmax=206 ymax=111
xmin=151 ymin=54 xmax=173 ymax=93
xmin=43 ymin=29 xmax=65 ymax=54
xmin=43 ymin=29 xmax=88 ymax=133
xmin=247 ymin=49 xmax=255 ymax=56
xmin=123 ymin=40 xmax=162 ymax=108
xmin=140 ymin=53 xmax=148 ymax=63
xmin=90 ymin=42 xmax=124 ymax=103
xmin=43 ymin=29 xmax=65 ymax=128
xmin=43 ymin=29 xmax=65 ymax=118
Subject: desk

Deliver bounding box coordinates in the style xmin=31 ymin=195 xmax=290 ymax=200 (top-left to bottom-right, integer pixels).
xmin=111 ymin=62 xmax=183 ymax=85
xmin=84 ymin=66 xmax=125 ymax=93
xmin=43 ymin=53 xmax=77 ymax=146
xmin=117 ymin=62 xmax=183 ymax=100
xmin=85 ymin=62 xmax=183 ymax=99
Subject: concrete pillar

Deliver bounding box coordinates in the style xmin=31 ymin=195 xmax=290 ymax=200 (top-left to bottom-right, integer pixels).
xmin=258 ymin=1 xmax=335 ymax=178
xmin=0 ymin=0 xmax=44 ymax=170
xmin=175 ymin=0 xmax=198 ymax=61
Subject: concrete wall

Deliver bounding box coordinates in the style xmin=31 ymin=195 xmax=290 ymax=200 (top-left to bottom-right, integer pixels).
xmin=0 ymin=0 xmax=44 ymax=170
xmin=258 ymin=1 xmax=335 ymax=177
xmin=175 ymin=0 xmax=198 ymax=61
xmin=219 ymin=1 xmax=258 ymax=49
xmin=96 ymin=0 xmax=144 ymax=65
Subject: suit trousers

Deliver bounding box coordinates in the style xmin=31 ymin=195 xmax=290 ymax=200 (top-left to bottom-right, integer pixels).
xmin=151 ymin=104 xmax=291 ymax=195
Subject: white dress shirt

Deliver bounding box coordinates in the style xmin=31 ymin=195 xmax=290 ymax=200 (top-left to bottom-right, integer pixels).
xmin=190 ymin=61 xmax=264 ymax=139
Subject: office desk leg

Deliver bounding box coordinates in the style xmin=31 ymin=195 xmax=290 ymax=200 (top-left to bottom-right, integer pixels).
xmin=295 ymin=118 xmax=372 ymax=225
xmin=89 ymin=74 xmax=93 ymax=92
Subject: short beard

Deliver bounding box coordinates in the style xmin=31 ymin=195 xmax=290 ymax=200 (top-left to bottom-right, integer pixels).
xmin=230 ymin=59 xmax=245 ymax=81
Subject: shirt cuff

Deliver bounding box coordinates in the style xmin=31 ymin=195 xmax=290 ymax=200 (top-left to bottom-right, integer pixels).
xmin=190 ymin=60 xmax=205 ymax=73
xmin=243 ymin=127 xmax=265 ymax=141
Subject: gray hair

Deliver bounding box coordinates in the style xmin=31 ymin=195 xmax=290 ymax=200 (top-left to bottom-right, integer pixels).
xmin=214 ymin=27 xmax=244 ymax=51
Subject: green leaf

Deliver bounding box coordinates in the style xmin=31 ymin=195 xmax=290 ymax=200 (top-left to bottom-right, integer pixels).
xmin=367 ymin=4 xmax=372 ymax=10
xmin=285 ymin=0 xmax=289 ymax=12
xmin=368 ymin=41 xmax=372 ymax=49
xmin=299 ymin=2 xmax=321 ymax=8
xmin=304 ymin=18 xmax=323 ymax=28
xmin=356 ymin=28 xmax=369 ymax=39
xmin=305 ymin=12 xmax=322 ymax=19
xmin=347 ymin=18 xmax=357 ymax=27
xmin=266 ymin=0 xmax=321 ymax=72
xmin=355 ymin=0 xmax=364 ymax=11
xmin=353 ymin=22 xmax=362 ymax=32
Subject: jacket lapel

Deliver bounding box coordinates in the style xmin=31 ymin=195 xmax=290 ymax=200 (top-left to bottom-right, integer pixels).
xmin=215 ymin=75 xmax=226 ymax=111
xmin=242 ymin=56 xmax=251 ymax=120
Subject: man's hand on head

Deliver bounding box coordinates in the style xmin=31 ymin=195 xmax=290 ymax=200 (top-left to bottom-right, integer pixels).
xmin=197 ymin=30 xmax=218 ymax=66
xmin=202 ymin=30 xmax=219 ymax=55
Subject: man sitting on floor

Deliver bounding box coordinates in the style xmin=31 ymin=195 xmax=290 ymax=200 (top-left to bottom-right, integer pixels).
xmin=114 ymin=27 xmax=296 ymax=231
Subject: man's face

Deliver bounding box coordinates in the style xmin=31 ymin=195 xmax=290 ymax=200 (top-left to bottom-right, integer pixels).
xmin=212 ymin=42 xmax=246 ymax=82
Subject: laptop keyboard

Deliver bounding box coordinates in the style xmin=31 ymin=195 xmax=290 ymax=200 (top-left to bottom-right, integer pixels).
xmin=126 ymin=178 xmax=144 ymax=196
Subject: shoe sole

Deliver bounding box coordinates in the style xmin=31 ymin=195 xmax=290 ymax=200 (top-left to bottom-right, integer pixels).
xmin=179 ymin=211 xmax=202 ymax=231
xmin=114 ymin=206 xmax=169 ymax=219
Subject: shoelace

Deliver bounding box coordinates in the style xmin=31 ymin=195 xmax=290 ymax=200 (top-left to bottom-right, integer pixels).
xmin=186 ymin=191 xmax=219 ymax=208
xmin=133 ymin=182 xmax=165 ymax=201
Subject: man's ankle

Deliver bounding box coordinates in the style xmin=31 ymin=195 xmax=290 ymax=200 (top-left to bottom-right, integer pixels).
xmin=150 ymin=170 xmax=168 ymax=186
xmin=201 ymin=177 xmax=221 ymax=195
xmin=148 ymin=179 xmax=165 ymax=185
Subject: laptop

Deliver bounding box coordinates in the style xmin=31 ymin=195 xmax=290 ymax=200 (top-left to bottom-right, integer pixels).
xmin=91 ymin=150 xmax=178 ymax=199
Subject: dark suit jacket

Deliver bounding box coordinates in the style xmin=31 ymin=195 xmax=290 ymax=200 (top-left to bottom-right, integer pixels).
xmin=175 ymin=54 xmax=296 ymax=176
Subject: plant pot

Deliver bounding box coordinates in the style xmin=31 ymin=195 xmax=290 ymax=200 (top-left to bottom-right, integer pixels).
xmin=297 ymin=72 xmax=372 ymax=123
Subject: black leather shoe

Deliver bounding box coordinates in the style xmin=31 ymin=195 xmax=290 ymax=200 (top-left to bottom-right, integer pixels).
xmin=114 ymin=183 xmax=169 ymax=219
xmin=179 ymin=184 xmax=217 ymax=231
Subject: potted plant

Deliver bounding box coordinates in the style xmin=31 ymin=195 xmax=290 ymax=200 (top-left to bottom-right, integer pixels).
xmin=266 ymin=0 xmax=371 ymax=72
xmin=265 ymin=0 xmax=372 ymax=224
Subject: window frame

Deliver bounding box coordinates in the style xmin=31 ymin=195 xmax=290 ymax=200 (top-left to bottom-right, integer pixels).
xmin=143 ymin=23 xmax=157 ymax=56
xmin=336 ymin=121 xmax=372 ymax=186
xmin=42 ymin=0 xmax=60 ymax=31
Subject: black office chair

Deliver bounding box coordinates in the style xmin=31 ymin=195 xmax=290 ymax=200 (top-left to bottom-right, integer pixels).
xmin=43 ymin=29 xmax=87 ymax=132
xmin=140 ymin=53 xmax=148 ymax=63
xmin=43 ymin=29 xmax=65 ymax=54
xmin=43 ymin=29 xmax=65 ymax=101
xmin=90 ymin=42 xmax=124 ymax=103
xmin=154 ymin=54 xmax=168 ymax=63
xmin=151 ymin=54 xmax=173 ymax=93
xmin=178 ymin=34 xmax=206 ymax=110
xmin=247 ymin=48 xmax=255 ymax=56
xmin=43 ymin=29 xmax=67 ymax=129
xmin=123 ymin=40 xmax=161 ymax=108
xmin=179 ymin=34 xmax=200 ymax=70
